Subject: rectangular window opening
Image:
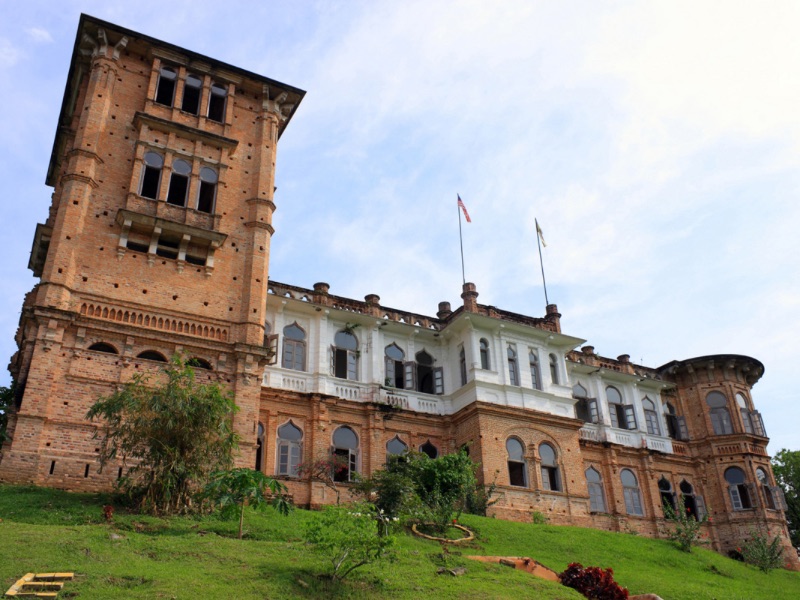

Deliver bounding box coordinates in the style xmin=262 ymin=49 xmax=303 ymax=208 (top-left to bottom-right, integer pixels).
xmin=49 ymin=460 xmax=56 ymax=475
xmin=84 ymin=464 xmax=90 ymax=478
xmin=166 ymin=175 xmax=189 ymax=206
xmin=181 ymin=85 xmax=201 ymax=114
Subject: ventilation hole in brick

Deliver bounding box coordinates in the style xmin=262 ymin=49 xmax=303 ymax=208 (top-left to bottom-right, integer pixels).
xmin=229 ymin=307 xmax=233 ymax=311
xmin=109 ymin=132 xmax=114 ymax=136
xmin=256 ymin=279 xmax=261 ymax=283
xmin=248 ymin=142 xmax=252 ymax=147
xmin=49 ymin=461 xmax=56 ymax=475
xmin=64 ymin=401 xmax=69 ymax=405
xmin=118 ymin=467 xmax=123 ymax=480
xmin=114 ymin=283 xmax=119 ymax=288
xmin=100 ymin=247 xmax=104 ymax=251
xmin=233 ymin=277 xmax=237 ymax=281
xmin=103 ymin=211 xmax=108 ymax=216
xmin=236 ymin=249 xmax=239 ymax=253
xmin=84 ymin=464 xmax=90 ymax=478
xmin=204 ymin=302 xmax=209 ymax=306
xmin=95 ymin=214 xmax=99 ymax=218
xmin=143 ymin=289 xmax=147 ymax=294
xmin=259 ymin=246 xmax=264 ymax=251
xmin=173 ymin=295 xmax=178 ymax=300
xmin=125 ymin=136 xmax=129 ymax=140
xmin=247 ymin=156 xmax=251 ymax=160
xmin=82 ymin=277 xmax=88 ymax=282
xmin=66 ymin=236 xmax=71 ymax=240
xmin=112 ymin=115 xmax=116 ymax=119
xmin=46 ymin=442 xmax=51 ymax=447
xmin=231 ymin=243 xmax=236 ymax=247
xmin=196 ymin=268 xmax=201 ymax=272
xmin=58 ymin=268 xmax=63 ymax=273
xmin=253 ymin=308 xmax=257 ymax=313
xmin=73 ymin=201 xmax=79 ymax=205
xmin=162 ymin=261 xmax=166 ymax=265
xmin=95 ymin=448 xmax=100 ymax=453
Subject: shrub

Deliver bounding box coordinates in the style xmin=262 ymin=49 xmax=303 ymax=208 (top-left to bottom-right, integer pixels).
xmin=559 ymin=562 xmax=629 ymax=600
xmin=531 ymin=511 xmax=549 ymax=525
xmin=741 ymin=529 xmax=784 ymax=574
xmin=303 ymin=502 xmax=395 ymax=583
xmin=663 ymin=502 xmax=709 ymax=552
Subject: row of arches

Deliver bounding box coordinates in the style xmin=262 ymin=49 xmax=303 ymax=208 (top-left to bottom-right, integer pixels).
xmin=86 ymin=342 xmax=211 ymax=369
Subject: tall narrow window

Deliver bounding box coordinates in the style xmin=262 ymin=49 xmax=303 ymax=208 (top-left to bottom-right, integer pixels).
xmin=155 ymin=66 xmax=177 ymax=106
xmin=406 ymin=350 xmax=443 ymax=394
xmin=507 ymin=345 xmax=520 ymax=386
xmin=332 ymin=426 xmax=358 ymax=482
xmin=255 ymin=422 xmax=264 ymax=472
xmin=385 ymin=344 xmax=405 ymax=388
xmin=607 ymin=386 xmax=636 ymax=430
xmin=756 ymin=468 xmax=776 ymax=510
xmin=140 ymin=152 xmax=164 ymax=199
xmin=529 ymin=350 xmax=541 ymax=390
xmin=416 ymin=350 xmax=435 ymax=393
xmin=197 ymin=167 xmax=218 ymax=213
xmin=282 ymin=323 xmax=306 ymax=371
xmin=737 ymin=393 xmax=753 ymax=434
xmin=420 ymin=440 xmax=439 ymax=459
xmin=166 ymin=159 xmax=191 ymax=206
xmin=658 ymin=477 xmax=676 ymax=513
xmin=664 ymin=403 xmax=689 ymax=441
xmin=679 ymin=480 xmax=704 ymax=520
xmin=333 ymin=330 xmax=358 ymax=380
xmin=621 ymin=469 xmax=644 ymax=516
xmin=706 ymin=392 xmax=733 ymax=435
xmin=724 ymin=467 xmax=754 ymax=510
xmin=642 ymin=398 xmax=661 ymax=435
xmin=479 ymin=338 xmax=490 ymax=370
xmin=506 ymin=438 xmax=527 ymax=487
xmin=181 ymin=73 xmax=202 ymax=114
xmin=574 ymin=383 xmax=598 ymax=423
xmin=586 ymin=467 xmax=606 ymax=512
xmin=549 ymin=353 xmax=559 ymax=384
xmin=539 ymin=443 xmax=560 ymax=492
xmin=386 ymin=436 xmax=408 ymax=456
xmin=277 ymin=421 xmax=302 ymax=476
xmin=208 ymin=82 xmax=227 ymax=122
xmin=459 ymin=346 xmax=467 ymax=386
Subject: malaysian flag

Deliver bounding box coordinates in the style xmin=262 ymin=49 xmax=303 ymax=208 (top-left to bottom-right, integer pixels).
xmin=457 ymin=194 xmax=472 ymax=223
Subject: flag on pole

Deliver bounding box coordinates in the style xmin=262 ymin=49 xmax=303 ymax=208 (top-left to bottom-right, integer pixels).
xmin=535 ymin=218 xmax=547 ymax=247
xmin=457 ymin=194 xmax=472 ymax=223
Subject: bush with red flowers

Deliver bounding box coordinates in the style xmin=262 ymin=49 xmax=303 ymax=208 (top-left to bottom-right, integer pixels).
xmin=558 ymin=562 xmax=629 ymax=600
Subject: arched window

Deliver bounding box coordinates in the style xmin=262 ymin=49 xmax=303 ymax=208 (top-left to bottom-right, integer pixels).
xmin=88 ymin=342 xmax=118 ymax=354
xmin=136 ymin=350 xmax=167 ymax=362
xmin=181 ymin=73 xmax=202 ymax=114
xmin=187 ymin=357 xmax=212 ymax=370
xmin=507 ymin=345 xmax=520 ymax=386
xmin=255 ymin=422 xmax=264 ymax=471
xmin=585 ymin=467 xmax=606 ymax=512
xmin=529 ymin=350 xmax=541 ymax=390
xmin=459 ymin=346 xmax=467 ymax=386
xmin=658 ymin=477 xmax=676 ymax=513
xmin=155 ymin=66 xmax=177 ymax=106
xmin=197 ymin=167 xmax=218 ymax=213
xmin=574 ymin=383 xmax=598 ymax=423
xmin=724 ymin=467 xmax=754 ymax=510
xmin=277 ymin=421 xmax=302 ymax=476
xmin=736 ymin=393 xmax=753 ymax=434
xmin=332 ymin=330 xmax=358 ymax=380
xmin=386 ymin=436 xmax=408 ymax=456
xmin=166 ymin=159 xmax=192 ymax=206
xmin=420 ymin=440 xmax=438 ymax=459
xmin=207 ymin=82 xmax=227 ymax=122
xmin=332 ymin=426 xmax=358 ymax=482
xmin=756 ymin=467 xmax=776 ymax=510
xmin=506 ymin=438 xmax=527 ymax=487
xmin=621 ymin=469 xmax=643 ymax=516
xmin=140 ymin=151 xmax=164 ymax=199
xmin=706 ymin=392 xmax=733 ymax=435
xmin=664 ymin=402 xmax=688 ymax=441
xmin=385 ymin=344 xmax=405 ymax=388
xmin=282 ymin=323 xmax=306 ymax=371
xmin=479 ymin=338 xmax=490 ymax=370
xmin=405 ymin=349 xmax=443 ymax=394
xmin=607 ymin=386 xmax=636 ymax=430
xmin=549 ymin=353 xmax=559 ymax=385
xmin=539 ymin=443 xmax=560 ymax=492
xmin=679 ymin=480 xmax=703 ymax=520
xmin=642 ymin=398 xmax=661 ymax=436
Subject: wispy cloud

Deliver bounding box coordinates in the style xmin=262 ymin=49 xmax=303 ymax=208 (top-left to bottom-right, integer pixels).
xmin=25 ymin=27 xmax=53 ymax=43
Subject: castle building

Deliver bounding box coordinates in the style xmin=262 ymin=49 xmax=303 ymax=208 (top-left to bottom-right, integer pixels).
xmin=1 ymin=15 xmax=796 ymax=567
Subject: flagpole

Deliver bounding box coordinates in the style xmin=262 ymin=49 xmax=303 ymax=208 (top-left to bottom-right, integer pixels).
xmin=535 ymin=218 xmax=549 ymax=306
xmin=458 ymin=196 xmax=466 ymax=286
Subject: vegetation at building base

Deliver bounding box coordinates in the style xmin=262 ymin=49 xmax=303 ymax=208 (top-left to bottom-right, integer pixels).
xmin=86 ymin=355 xmax=238 ymax=515
xmin=2 ymin=484 xmax=799 ymax=599
xmin=0 ymin=382 xmax=14 ymax=445
xmin=739 ymin=529 xmax=785 ymax=574
xmin=772 ymin=448 xmax=800 ymax=547
xmin=662 ymin=502 xmax=709 ymax=553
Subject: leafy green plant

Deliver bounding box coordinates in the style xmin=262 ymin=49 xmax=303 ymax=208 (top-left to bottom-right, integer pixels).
xmin=201 ymin=468 xmax=292 ymax=539
xmin=740 ymin=529 xmax=784 ymax=573
xmin=297 ymin=454 xmax=351 ymax=505
xmin=465 ymin=471 xmax=500 ymax=516
xmin=531 ymin=510 xmax=550 ymax=525
xmin=302 ymin=502 xmax=395 ymax=583
xmin=772 ymin=449 xmax=800 ymax=547
xmin=663 ymin=502 xmax=709 ymax=552
xmin=0 ymin=382 xmax=15 ymax=445
xmin=86 ymin=354 xmax=239 ymax=515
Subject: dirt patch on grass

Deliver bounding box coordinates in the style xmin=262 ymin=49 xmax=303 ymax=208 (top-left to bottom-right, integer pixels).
xmin=466 ymin=556 xmax=560 ymax=581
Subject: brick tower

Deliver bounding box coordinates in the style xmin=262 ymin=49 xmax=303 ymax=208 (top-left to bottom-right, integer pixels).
xmin=0 ymin=15 xmax=304 ymax=489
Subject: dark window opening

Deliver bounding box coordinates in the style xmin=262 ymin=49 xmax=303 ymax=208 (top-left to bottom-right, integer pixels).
xmin=658 ymin=477 xmax=676 ymax=513
xmin=88 ymin=342 xmax=118 ymax=354
xmin=385 ymin=344 xmax=405 ymax=388
xmin=137 ymin=350 xmax=167 ymax=362
xmin=126 ymin=240 xmax=150 ymax=253
xmin=156 ymin=235 xmax=180 ymax=260
xmin=140 ymin=152 xmax=163 ymax=199
xmin=208 ymin=82 xmax=227 ymax=122
xmin=479 ymin=338 xmax=490 ymax=370
xmin=84 ymin=464 xmax=90 ymax=478
xmin=166 ymin=160 xmax=191 ymax=206
xmin=185 ymin=254 xmax=206 ymax=266
xmin=187 ymin=357 xmax=212 ymax=370
xmin=197 ymin=167 xmax=218 ymax=213
xmin=420 ymin=441 xmax=438 ymax=459
xmin=181 ymin=74 xmax=202 ymax=114
xmin=332 ymin=426 xmax=358 ymax=482
xmin=507 ymin=438 xmax=527 ymax=487
xmin=49 ymin=461 xmax=56 ymax=475
xmin=539 ymin=443 xmax=560 ymax=492
xmin=155 ymin=67 xmax=177 ymax=106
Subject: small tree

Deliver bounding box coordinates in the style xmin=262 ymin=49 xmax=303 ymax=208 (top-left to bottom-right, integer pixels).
xmin=772 ymin=449 xmax=800 ymax=547
xmin=0 ymin=383 xmax=14 ymax=446
xmin=663 ymin=502 xmax=709 ymax=552
xmin=202 ymin=468 xmax=292 ymax=539
xmin=741 ymin=529 xmax=784 ymax=573
xmin=303 ymin=502 xmax=395 ymax=583
xmin=86 ymin=355 xmax=239 ymax=515
xmin=297 ymin=454 xmax=351 ymax=504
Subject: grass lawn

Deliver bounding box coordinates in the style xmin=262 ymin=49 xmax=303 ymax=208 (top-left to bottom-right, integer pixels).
xmin=1 ymin=484 xmax=798 ymax=599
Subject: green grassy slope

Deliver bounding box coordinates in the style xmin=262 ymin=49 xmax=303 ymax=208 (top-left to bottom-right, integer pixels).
xmin=0 ymin=484 xmax=797 ymax=599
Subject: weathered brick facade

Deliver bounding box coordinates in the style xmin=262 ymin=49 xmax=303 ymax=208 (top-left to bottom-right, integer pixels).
xmin=1 ymin=15 xmax=796 ymax=569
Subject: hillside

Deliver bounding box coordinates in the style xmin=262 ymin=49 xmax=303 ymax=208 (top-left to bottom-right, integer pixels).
xmin=0 ymin=484 xmax=797 ymax=599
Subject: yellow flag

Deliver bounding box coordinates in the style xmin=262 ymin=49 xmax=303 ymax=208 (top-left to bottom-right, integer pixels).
xmin=535 ymin=219 xmax=547 ymax=248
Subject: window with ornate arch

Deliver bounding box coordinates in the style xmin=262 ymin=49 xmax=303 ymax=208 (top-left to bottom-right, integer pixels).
xmin=756 ymin=467 xmax=777 ymax=510
xmin=643 ymin=397 xmax=661 ymax=435
xmin=658 ymin=477 xmax=676 ymax=513
xmin=573 ymin=383 xmax=598 ymax=423
xmin=679 ymin=480 xmax=706 ymax=520
xmin=255 ymin=423 xmax=265 ymax=471
xmin=539 ymin=443 xmax=560 ymax=491
xmin=549 ymin=353 xmax=560 ymax=384
xmin=276 ymin=421 xmax=302 ymax=476
xmin=585 ymin=467 xmax=606 ymax=512
xmin=386 ymin=436 xmax=408 ymax=456
xmin=479 ymin=338 xmax=490 ymax=370
xmin=140 ymin=151 xmax=164 ymax=200
xmin=332 ymin=330 xmax=358 ymax=380
xmin=607 ymin=386 xmax=636 ymax=430
xmin=385 ymin=344 xmax=405 ymax=388
xmin=403 ymin=349 xmax=444 ymax=395
xmin=459 ymin=346 xmax=467 ymax=386
xmin=282 ymin=323 xmax=306 ymax=371
xmin=506 ymin=438 xmax=527 ymax=487
xmin=420 ymin=440 xmax=439 ymax=459
xmin=664 ymin=402 xmax=689 ymax=440
xmin=529 ymin=350 xmax=541 ymax=390
xmin=621 ymin=469 xmax=644 ymax=516
xmin=737 ymin=393 xmax=766 ymax=436
xmin=706 ymin=392 xmax=733 ymax=435
xmin=507 ymin=345 xmax=520 ymax=386
xmin=332 ymin=426 xmax=358 ymax=482
xmin=155 ymin=66 xmax=177 ymax=106
xmin=208 ymin=82 xmax=228 ymax=122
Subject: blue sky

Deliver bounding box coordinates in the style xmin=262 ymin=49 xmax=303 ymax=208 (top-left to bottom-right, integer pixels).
xmin=1 ymin=1 xmax=798 ymax=452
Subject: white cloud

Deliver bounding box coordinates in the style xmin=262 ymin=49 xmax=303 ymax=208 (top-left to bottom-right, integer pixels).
xmin=25 ymin=27 xmax=53 ymax=43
